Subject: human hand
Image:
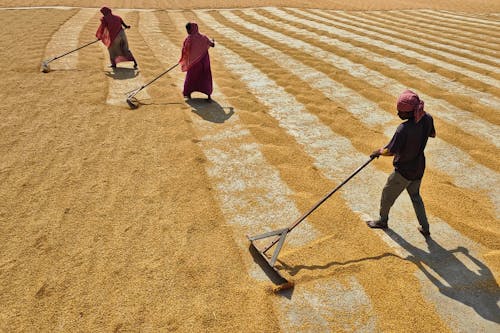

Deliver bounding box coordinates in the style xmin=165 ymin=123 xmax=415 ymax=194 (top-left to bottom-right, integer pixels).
xmin=126 ymin=25 xmax=131 ymax=29
xmin=370 ymin=149 xmax=381 ymax=159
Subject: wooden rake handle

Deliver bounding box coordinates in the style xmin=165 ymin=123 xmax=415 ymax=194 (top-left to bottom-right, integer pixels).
xmin=262 ymin=157 xmax=375 ymax=254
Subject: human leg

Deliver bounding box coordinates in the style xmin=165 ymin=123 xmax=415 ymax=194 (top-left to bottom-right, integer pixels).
xmin=368 ymin=171 xmax=408 ymax=229
xmin=111 ymin=31 xmax=137 ymax=68
xmin=108 ymin=38 xmax=119 ymax=67
xmin=182 ymin=53 xmax=213 ymax=99
xmin=108 ymin=51 xmax=116 ymax=67
xmin=380 ymin=171 xmax=409 ymax=221
xmin=406 ymin=179 xmax=430 ymax=234
xmin=128 ymin=50 xmax=137 ymax=68
xmin=183 ymin=66 xmax=194 ymax=98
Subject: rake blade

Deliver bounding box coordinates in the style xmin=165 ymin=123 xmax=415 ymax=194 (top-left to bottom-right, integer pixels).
xmin=125 ymin=88 xmax=142 ymax=109
xmin=272 ymin=281 xmax=295 ymax=293
xmin=249 ymin=240 xmax=294 ymax=293
xmin=248 ymin=232 xmax=295 ymax=294
xmin=249 ymin=238 xmax=287 ymax=279
xmin=126 ymin=97 xmax=139 ymax=109
xmin=41 ymin=61 xmax=50 ymax=73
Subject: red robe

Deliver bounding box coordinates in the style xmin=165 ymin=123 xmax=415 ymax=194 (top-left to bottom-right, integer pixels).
xmin=95 ymin=7 xmax=123 ymax=48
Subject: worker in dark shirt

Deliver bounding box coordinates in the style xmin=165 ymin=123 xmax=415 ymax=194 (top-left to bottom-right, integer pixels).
xmin=367 ymin=90 xmax=436 ymax=236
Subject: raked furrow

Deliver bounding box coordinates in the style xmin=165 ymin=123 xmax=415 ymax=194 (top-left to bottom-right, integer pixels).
xmin=43 ymin=8 xmax=96 ymax=70
xmin=195 ymin=9 xmax=481 ymax=268
xmin=284 ymin=8 xmax=500 ymax=89
xmin=332 ymin=11 xmax=500 ymax=67
xmin=361 ymin=11 xmax=500 ymax=58
xmin=162 ymin=11 xmax=377 ymax=332
xmin=405 ymin=10 xmax=500 ymax=37
xmin=210 ymin=9 xmax=500 ymax=216
xmin=422 ymin=9 xmax=500 ymax=28
xmin=138 ymin=10 xmax=318 ymax=278
xmin=196 ymin=10 xmax=497 ymax=331
xmin=244 ymin=9 xmax=500 ymax=148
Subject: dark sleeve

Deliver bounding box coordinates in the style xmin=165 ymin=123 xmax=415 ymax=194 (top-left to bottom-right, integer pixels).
xmin=429 ymin=115 xmax=436 ymax=138
xmin=385 ymin=124 xmax=406 ymax=155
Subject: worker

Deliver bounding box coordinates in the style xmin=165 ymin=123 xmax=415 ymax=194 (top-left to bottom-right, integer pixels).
xmin=179 ymin=22 xmax=215 ymax=101
xmin=96 ymin=7 xmax=138 ymax=69
xmin=367 ymin=90 xmax=436 ymax=237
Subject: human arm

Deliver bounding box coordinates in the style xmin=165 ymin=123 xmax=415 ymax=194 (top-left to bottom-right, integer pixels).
xmin=121 ymin=19 xmax=130 ymax=29
xmin=209 ymin=38 xmax=215 ymax=47
xmin=370 ymin=147 xmax=393 ymax=159
xmin=429 ymin=115 xmax=436 ymax=138
xmin=370 ymin=124 xmax=406 ymax=159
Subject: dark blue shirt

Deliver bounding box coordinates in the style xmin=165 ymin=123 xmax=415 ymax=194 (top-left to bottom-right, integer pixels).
xmin=385 ymin=113 xmax=436 ymax=180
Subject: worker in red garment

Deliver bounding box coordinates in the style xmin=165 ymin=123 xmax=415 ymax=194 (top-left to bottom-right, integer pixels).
xmin=179 ymin=22 xmax=215 ymax=101
xmin=96 ymin=6 xmax=138 ymax=69
xmin=367 ymin=90 xmax=436 ymax=237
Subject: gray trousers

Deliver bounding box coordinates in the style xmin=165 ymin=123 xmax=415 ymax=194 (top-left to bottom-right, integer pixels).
xmin=379 ymin=171 xmax=430 ymax=230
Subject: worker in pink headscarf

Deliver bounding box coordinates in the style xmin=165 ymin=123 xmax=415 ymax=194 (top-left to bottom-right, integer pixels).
xmin=96 ymin=6 xmax=138 ymax=69
xmin=367 ymin=90 xmax=436 ymax=237
xmin=179 ymin=22 xmax=215 ymax=101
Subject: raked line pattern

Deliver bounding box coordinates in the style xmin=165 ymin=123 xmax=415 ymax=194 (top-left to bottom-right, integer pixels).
xmin=363 ymin=10 xmax=500 ymax=52
xmin=141 ymin=11 xmax=376 ymax=332
xmin=138 ymin=9 xmax=318 ymax=274
xmin=323 ymin=10 xmax=500 ymax=67
xmin=374 ymin=11 xmax=500 ymax=46
xmin=215 ymin=9 xmax=500 ymax=217
xmin=40 ymin=6 xmax=500 ymax=332
xmin=394 ymin=10 xmax=500 ymax=41
xmin=146 ymin=9 xmax=376 ymax=332
xmin=278 ymin=8 xmax=500 ymax=103
xmin=329 ymin=10 xmax=500 ymax=65
xmin=420 ymin=9 xmax=500 ymax=27
xmin=195 ymin=9 xmax=499 ymax=332
xmin=243 ymin=9 xmax=500 ymax=146
xmin=43 ymin=8 xmax=96 ymax=70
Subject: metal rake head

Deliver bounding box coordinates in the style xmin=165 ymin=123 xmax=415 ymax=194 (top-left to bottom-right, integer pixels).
xmin=40 ymin=61 xmax=50 ymax=73
xmin=126 ymin=96 xmax=139 ymax=109
xmin=125 ymin=87 xmax=142 ymax=109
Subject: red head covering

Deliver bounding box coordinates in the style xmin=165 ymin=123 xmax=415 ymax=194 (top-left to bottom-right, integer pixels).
xmin=100 ymin=6 xmax=111 ymax=15
xmin=179 ymin=22 xmax=212 ymax=72
xmin=397 ymin=90 xmax=426 ymax=123
xmin=95 ymin=7 xmax=123 ymax=48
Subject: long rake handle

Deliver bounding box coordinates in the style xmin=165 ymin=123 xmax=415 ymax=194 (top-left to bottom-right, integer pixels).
xmin=262 ymin=157 xmax=375 ymax=254
xmin=48 ymin=39 xmax=100 ymax=62
xmin=126 ymin=63 xmax=179 ymax=98
xmin=135 ymin=63 xmax=179 ymax=91
xmin=142 ymin=62 xmax=179 ymax=89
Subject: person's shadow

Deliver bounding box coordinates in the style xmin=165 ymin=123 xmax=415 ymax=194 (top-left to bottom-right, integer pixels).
xmin=186 ymin=98 xmax=234 ymax=123
xmin=105 ymin=67 xmax=138 ymax=80
xmin=386 ymin=229 xmax=500 ymax=324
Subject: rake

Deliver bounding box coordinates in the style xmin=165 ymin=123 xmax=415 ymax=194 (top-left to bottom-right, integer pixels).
xmin=248 ymin=157 xmax=375 ymax=292
xmin=41 ymin=39 xmax=100 ymax=73
xmin=125 ymin=63 xmax=179 ymax=109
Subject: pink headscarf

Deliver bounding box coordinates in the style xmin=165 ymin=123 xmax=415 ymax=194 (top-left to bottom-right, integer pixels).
xmin=179 ymin=22 xmax=212 ymax=72
xmin=397 ymin=90 xmax=426 ymax=123
xmin=95 ymin=7 xmax=123 ymax=48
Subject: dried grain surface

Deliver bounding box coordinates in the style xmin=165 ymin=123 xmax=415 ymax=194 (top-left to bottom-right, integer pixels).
xmin=0 ymin=1 xmax=499 ymax=332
